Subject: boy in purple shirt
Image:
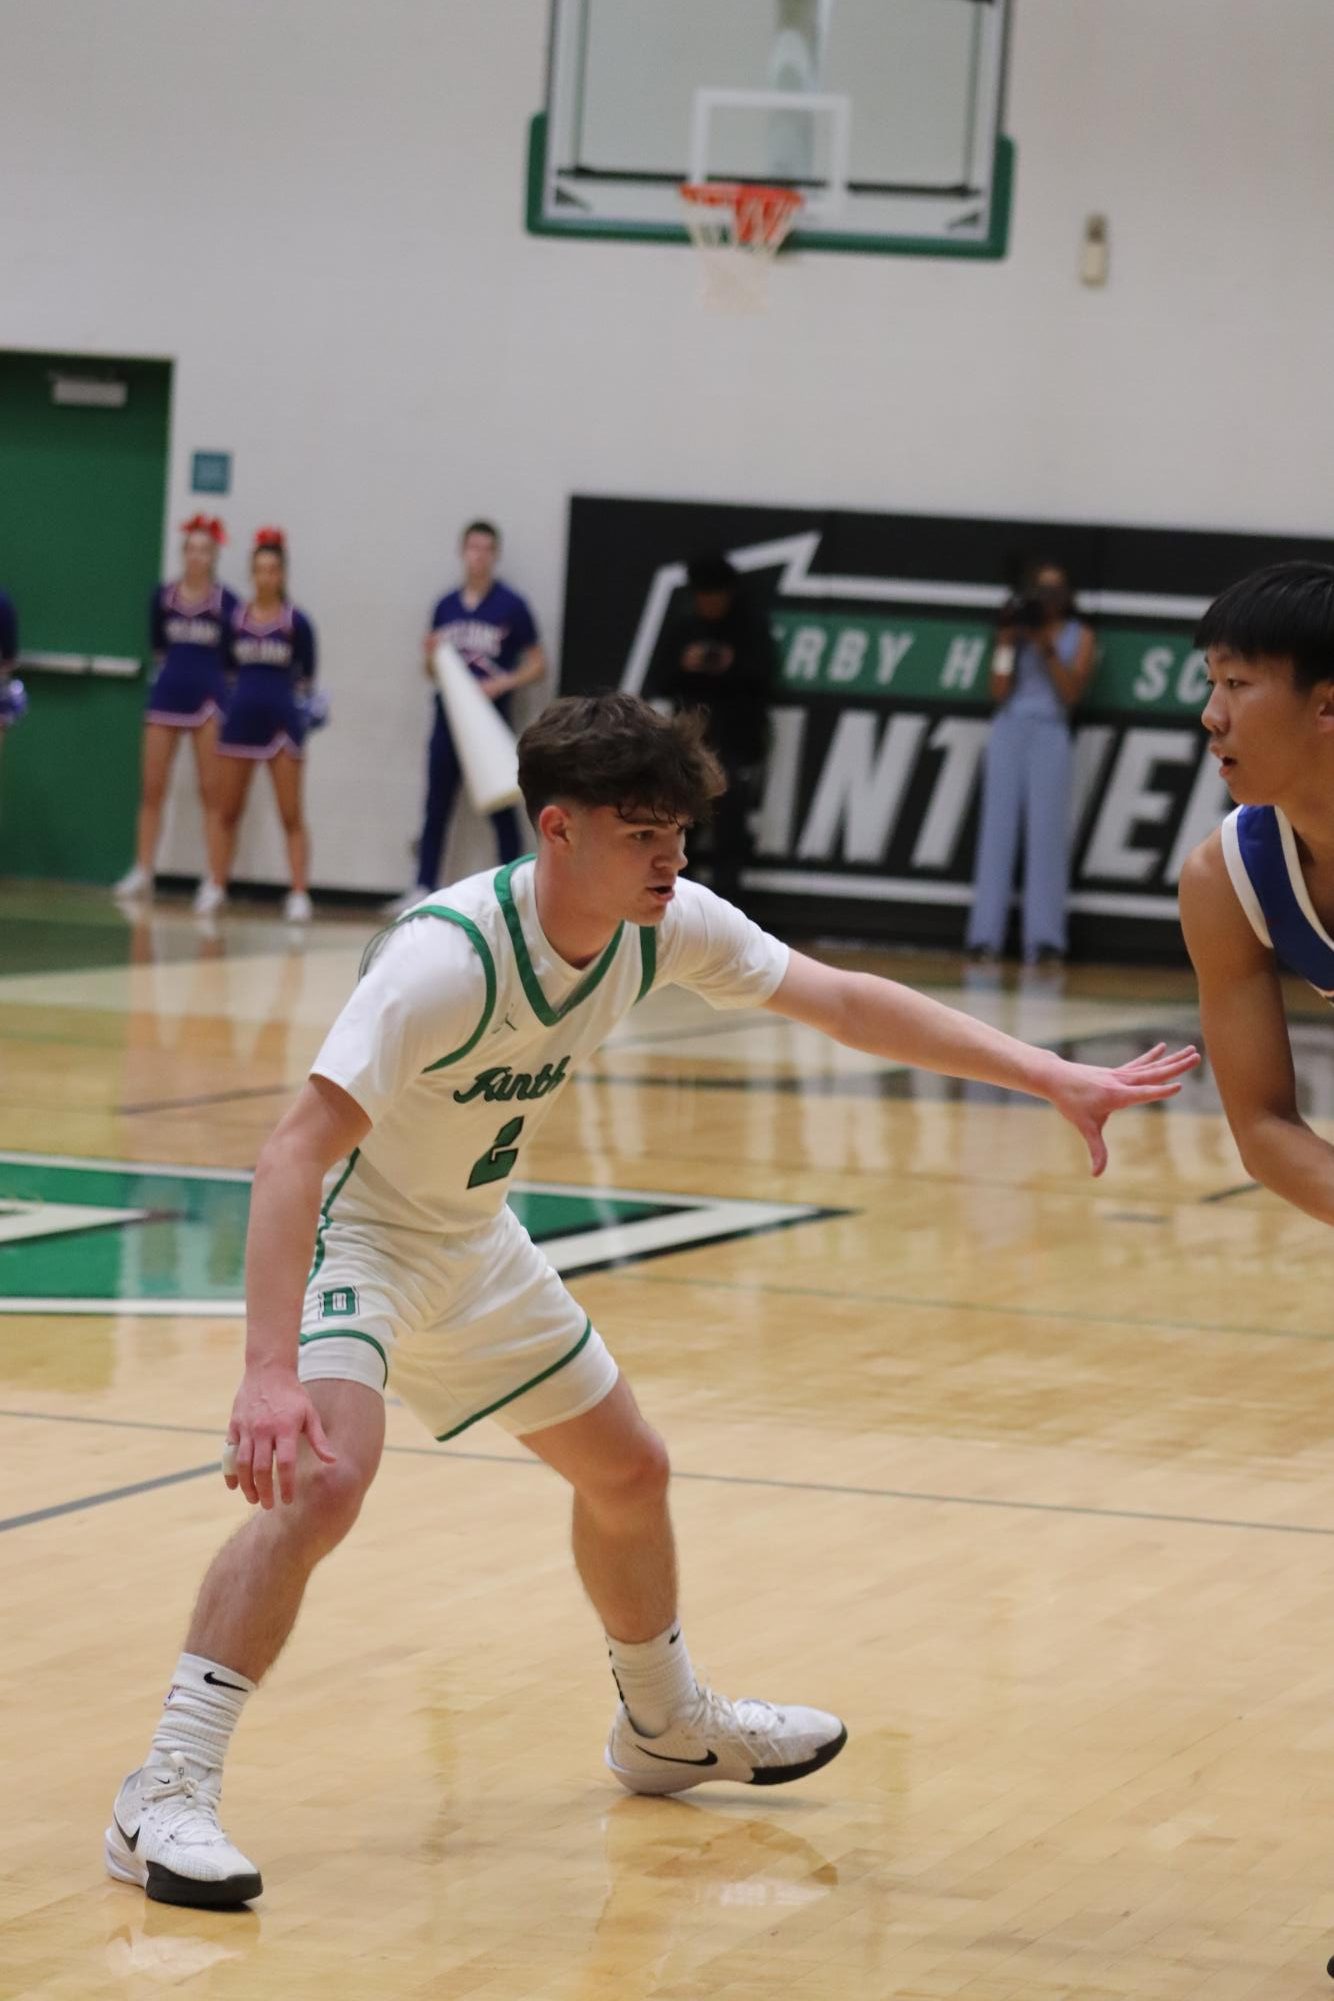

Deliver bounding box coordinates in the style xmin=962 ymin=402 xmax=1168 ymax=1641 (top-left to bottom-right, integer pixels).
xmin=388 ymin=521 xmax=544 ymax=912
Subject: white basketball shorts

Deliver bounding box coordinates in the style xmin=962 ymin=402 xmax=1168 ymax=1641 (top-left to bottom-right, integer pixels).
xmin=296 ymin=1203 xmax=618 ymax=1441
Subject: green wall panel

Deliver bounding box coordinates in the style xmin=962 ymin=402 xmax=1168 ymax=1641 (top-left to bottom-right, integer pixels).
xmin=0 ymin=351 xmax=171 ymax=883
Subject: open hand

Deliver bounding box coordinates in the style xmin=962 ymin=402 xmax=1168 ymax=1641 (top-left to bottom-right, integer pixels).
xmin=224 ymin=1365 xmax=336 ymax=1508
xmin=1047 ymin=1042 xmax=1200 ymax=1177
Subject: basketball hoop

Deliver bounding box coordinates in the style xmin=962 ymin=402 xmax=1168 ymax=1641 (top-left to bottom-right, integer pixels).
xmin=679 ymin=182 xmax=804 ymax=313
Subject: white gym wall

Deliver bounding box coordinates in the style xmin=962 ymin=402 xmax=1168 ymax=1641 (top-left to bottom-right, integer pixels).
xmin=3 ymin=0 xmax=1332 ymax=890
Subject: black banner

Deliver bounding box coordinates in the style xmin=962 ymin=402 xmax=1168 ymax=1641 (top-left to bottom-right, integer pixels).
xmin=560 ymin=497 xmax=1334 ymax=958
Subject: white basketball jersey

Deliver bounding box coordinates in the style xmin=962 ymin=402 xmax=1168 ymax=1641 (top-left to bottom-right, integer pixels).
xmin=309 ymin=857 xmax=788 ymax=1249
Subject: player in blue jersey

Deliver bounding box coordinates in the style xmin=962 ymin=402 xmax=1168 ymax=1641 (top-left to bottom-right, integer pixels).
xmin=1181 ymin=561 xmax=1334 ymax=1208
xmin=209 ymin=529 xmax=318 ymax=922
xmin=387 ymin=521 xmax=545 ymax=914
xmin=114 ymin=517 xmax=239 ymax=908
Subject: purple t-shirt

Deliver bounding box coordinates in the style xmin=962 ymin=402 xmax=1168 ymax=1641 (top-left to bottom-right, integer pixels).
xmin=430 ymin=581 xmax=538 ymax=680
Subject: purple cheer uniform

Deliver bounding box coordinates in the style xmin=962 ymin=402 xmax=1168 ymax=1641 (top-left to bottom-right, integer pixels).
xmin=146 ymin=583 xmax=239 ymax=728
xmin=218 ymin=601 xmax=318 ymax=761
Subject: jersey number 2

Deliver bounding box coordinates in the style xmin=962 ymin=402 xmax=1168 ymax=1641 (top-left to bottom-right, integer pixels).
xmin=467 ymin=1115 xmax=525 ymax=1189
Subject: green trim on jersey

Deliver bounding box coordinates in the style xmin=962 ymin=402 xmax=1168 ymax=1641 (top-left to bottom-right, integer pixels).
xmin=363 ymin=901 xmax=499 ymax=1073
xmin=494 ymin=857 xmax=624 ymax=1026
xmin=297 ymin=1324 xmax=389 ymax=1388
xmin=434 ymin=1316 xmax=594 ymax=1441
xmin=309 ymin=1147 xmax=361 ymax=1283
xmin=411 ymin=908 xmax=499 ymax=1071
xmin=635 ymin=925 xmax=656 ymax=1003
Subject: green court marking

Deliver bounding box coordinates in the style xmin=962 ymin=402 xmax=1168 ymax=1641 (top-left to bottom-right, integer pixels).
xmin=0 ymin=1153 xmax=826 ymax=1314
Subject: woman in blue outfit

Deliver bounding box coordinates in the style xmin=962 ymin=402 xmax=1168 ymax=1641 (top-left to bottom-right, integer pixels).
xmin=115 ymin=516 xmax=238 ymax=907
xmin=210 ymin=528 xmax=318 ymax=922
xmin=966 ymin=563 xmax=1096 ymax=964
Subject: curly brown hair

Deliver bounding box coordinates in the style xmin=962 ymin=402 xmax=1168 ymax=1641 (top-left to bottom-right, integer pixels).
xmin=518 ymin=693 xmax=726 ymax=825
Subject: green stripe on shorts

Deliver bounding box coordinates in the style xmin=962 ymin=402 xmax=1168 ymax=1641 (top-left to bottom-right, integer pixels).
xmin=298 ymin=1325 xmax=389 ymax=1388
xmin=435 ymin=1317 xmax=594 ymax=1441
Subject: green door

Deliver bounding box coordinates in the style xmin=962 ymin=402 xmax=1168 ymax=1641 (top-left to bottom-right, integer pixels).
xmin=0 ymin=351 xmax=171 ymax=882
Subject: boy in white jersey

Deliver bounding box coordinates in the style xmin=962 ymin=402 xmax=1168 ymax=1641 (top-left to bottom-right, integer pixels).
xmin=107 ymin=694 xmax=1198 ymax=1909
xmin=1180 ymin=561 xmax=1334 ymax=1205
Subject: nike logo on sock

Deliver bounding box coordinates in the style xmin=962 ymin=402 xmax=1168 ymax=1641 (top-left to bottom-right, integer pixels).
xmin=114 ymin=1814 xmax=140 ymax=1852
xmin=637 ymin=1746 xmax=718 ymax=1768
xmin=203 ymin=1671 xmax=249 ymax=1692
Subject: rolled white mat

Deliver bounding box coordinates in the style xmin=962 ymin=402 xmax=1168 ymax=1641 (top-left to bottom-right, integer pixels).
xmin=432 ymin=639 xmax=523 ymax=815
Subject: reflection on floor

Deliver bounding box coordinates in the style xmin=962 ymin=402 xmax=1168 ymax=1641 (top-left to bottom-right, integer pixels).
xmin=2 ymin=882 xmax=1333 ymax=2001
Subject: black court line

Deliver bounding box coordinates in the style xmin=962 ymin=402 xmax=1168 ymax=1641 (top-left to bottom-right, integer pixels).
xmin=4 ymin=1408 xmax=1334 ymax=1542
xmin=0 ymin=1462 xmax=215 ymax=1535
xmin=1200 ymin=1181 xmax=1261 ymax=1204
xmin=119 ymin=1082 xmax=300 ymax=1116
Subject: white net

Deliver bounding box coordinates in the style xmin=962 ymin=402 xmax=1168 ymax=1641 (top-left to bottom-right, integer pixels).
xmin=680 ymin=183 xmax=803 ymax=313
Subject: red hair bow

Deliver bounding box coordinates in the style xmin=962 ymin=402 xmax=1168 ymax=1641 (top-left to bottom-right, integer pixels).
xmin=181 ymin=513 xmax=227 ymax=545
xmin=253 ymin=525 xmax=286 ymax=553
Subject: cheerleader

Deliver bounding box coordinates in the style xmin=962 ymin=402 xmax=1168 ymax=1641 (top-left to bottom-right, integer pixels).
xmin=114 ymin=516 xmax=238 ymax=906
xmin=0 ymin=584 xmax=24 ymax=770
xmin=208 ymin=528 xmax=317 ymax=922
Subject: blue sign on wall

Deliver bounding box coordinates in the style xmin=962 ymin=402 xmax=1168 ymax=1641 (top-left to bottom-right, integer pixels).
xmin=190 ymin=451 xmax=232 ymax=495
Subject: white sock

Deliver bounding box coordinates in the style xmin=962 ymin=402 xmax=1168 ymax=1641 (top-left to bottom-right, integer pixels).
xmin=148 ymin=1651 xmax=255 ymax=1776
xmin=606 ymin=1621 xmax=696 ymax=1736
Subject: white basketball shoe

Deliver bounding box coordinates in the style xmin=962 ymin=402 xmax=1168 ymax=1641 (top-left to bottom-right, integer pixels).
xmin=606 ymin=1685 xmax=847 ymax=1796
xmin=192 ymin=878 xmax=227 ymax=916
xmin=105 ymin=1754 xmax=262 ymax=1907
xmin=283 ymin=890 xmax=312 ymax=923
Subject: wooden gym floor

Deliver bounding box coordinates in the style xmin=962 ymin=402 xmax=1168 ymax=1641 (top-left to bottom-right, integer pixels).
xmin=3 ymin=880 xmax=1334 ymax=2001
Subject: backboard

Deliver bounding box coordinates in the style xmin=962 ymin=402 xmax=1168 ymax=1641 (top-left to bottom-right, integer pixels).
xmin=528 ymin=0 xmax=1014 ymax=258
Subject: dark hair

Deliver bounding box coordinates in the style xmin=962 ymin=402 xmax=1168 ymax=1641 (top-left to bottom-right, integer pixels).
xmin=687 ymin=553 xmax=738 ymax=595
xmin=461 ymin=519 xmax=500 ymax=546
xmin=1196 ymin=561 xmax=1334 ymax=691
xmin=518 ymin=693 xmax=726 ymax=825
xmin=1026 ymin=559 xmax=1075 ymax=615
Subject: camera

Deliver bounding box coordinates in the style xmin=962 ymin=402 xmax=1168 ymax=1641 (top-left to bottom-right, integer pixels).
xmin=998 ymin=592 xmax=1049 ymax=633
xmin=695 ymin=640 xmax=730 ymax=671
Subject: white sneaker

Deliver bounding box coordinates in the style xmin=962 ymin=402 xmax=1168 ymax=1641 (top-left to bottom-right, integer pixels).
xmin=113 ymin=864 xmax=152 ymax=900
xmin=284 ymin=890 xmax=312 ymax=923
xmin=379 ymin=888 xmax=423 ymax=918
xmin=105 ymin=1753 xmax=262 ymax=1907
xmin=192 ymin=879 xmax=227 ymax=916
xmin=605 ymin=1684 xmax=847 ymax=1796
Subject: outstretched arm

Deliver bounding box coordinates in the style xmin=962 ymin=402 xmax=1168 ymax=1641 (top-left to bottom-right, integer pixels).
xmin=764 ymin=950 xmax=1198 ymax=1176
xmin=1179 ymin=832 xmax=1334 ymax=1222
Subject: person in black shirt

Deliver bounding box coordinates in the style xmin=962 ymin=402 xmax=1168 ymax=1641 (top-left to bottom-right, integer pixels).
xmin=659 ymin=555 xmax=776 ymax=906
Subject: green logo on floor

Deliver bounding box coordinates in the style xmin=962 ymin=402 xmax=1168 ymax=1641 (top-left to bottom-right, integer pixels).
xmin=0 ymin=1153 xmax=828 ymax=1316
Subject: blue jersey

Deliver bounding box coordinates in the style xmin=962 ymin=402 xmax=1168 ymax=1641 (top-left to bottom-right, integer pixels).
xmin=226 ymin=601 xmax=317 ymax=683
xmin=430 ymin=581 xmax=537 ymax=680
xmin=0 ymin=590 xmax=17 ymax=665
xmin=1222 ymin=804 xmax=1334 ymax=1000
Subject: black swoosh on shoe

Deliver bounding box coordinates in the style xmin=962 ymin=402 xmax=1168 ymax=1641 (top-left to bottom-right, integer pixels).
xmin=114 ymin=1815 xmax=140 ymax=1853
xmin=636 ymin=1746 xmax=719 ymax=1768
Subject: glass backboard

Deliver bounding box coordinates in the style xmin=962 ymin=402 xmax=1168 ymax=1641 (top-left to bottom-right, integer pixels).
xmin=528 ymin=0 xmax=1014 ymax=257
